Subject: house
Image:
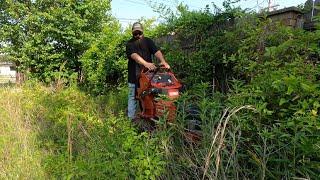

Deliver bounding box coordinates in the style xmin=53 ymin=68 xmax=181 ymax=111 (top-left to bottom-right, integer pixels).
xmin=0 ymin=60 xmax=16 ymax=84
xmin=266 ymin=7 xmax=304 ymax=28
xmin=266 ymin=0 xmax=320 ymax=31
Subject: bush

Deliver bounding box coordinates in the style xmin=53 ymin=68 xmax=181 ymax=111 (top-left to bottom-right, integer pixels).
xmin=80 ymin=23 xmax=128 ymax=95
xmin=152 ymin=5 xmax=320 ymax=179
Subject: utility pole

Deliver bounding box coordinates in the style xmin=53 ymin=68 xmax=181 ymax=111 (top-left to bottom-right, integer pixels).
xmin=268 ymin=0 xmax=279 ymax=12
xmin=311 ymin=0 xmax=316 ymax=21
xmin=268 ymin=0 xmax=273 ymax=12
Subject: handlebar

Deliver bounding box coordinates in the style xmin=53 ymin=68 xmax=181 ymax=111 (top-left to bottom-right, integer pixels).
xmin=142 ymin=64 xmax=170 ymax=73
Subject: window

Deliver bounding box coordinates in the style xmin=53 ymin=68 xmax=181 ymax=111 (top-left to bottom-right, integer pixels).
xmin=10 ymin=66 xmax=16 ymax=71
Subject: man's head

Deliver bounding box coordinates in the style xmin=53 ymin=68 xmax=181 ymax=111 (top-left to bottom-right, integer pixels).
xmin=132 ymin=22 xmax=143 ymax=39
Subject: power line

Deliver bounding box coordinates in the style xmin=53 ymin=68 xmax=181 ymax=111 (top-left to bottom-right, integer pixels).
xmin=113 ymin=0 xmax=207 ymax=26
xmin=121 ymin=0 xmax=146 ymax=6
xmin=117 ymin=0 xmax=179 ymax=12
xmin=122 ymin=0 xmax=203 ymax=10
xmin=156 ymin=0 xmax=203 ymax=9
xmin=117 ymin=17 xmax=159 ymax=20
xmin=247 ymin=0 xmax=268 ymax=11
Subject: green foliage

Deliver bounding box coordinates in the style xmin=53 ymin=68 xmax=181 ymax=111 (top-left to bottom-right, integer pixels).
xmin=80 ymin=22 xmax=127 ymax=94
xmin=224 ymin=21 xmax=320 ymax=178
xmin=0 ymin=83 xmax=165 ymax=179
xmin=149 ymin=2 xmax=320 ymax=179
xmin=0 ymin=0 xmax=112 ymax=82
xmin=1 ymin=0 xmax=320 ymax=179
xmin=226 ymin=71 xmax=320 ymax=178
xmin=153 ymin=4 xmax=247 ymax=90
xmin=80 ymin=18 xmax=163 ymax=94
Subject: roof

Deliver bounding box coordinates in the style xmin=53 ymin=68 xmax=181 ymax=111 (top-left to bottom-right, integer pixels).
xmin=267 ymin=6 xmax=303 ymax=17
xmin=0 ymin=61 xmax=14 ymax=66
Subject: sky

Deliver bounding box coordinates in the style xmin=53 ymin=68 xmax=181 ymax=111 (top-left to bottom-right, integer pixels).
xmin=111 ymin=0 xmax=308 ymax=28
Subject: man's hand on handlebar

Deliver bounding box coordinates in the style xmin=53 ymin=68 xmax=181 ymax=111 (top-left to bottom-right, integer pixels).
xmin=160 ymin=62 xmax=170 ymax=69
xmin=144 ymin=62 xmax=157 ymax=71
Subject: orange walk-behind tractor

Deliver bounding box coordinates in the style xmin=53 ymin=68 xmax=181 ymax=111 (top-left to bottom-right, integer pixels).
xmin=135 ymin=66 xmax=201 ymax=142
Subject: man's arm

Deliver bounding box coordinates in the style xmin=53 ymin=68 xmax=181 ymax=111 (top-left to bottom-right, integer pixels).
xmin=155 ymin=50 xmax=170 ymax=69
xmin=130 ymin=53 xmax=156 ymax=70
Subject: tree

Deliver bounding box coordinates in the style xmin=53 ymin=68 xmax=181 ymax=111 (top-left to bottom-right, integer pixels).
xmin=0 ymin=0 xmax=112 ymax=82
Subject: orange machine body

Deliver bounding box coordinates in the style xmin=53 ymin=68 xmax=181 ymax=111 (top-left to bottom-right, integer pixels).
xmin=136 ymin=68 xmax=182 ymax=122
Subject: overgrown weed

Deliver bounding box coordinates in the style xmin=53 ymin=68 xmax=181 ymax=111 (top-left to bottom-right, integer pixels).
xmin=0 ymin=86 xmax=46 ymax=179
xmin=0 ymin=82 xmax=165 ymax=179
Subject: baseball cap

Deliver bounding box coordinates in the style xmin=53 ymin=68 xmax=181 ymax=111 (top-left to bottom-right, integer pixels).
xmin=132 ymin=22 xmax=143 ymax=32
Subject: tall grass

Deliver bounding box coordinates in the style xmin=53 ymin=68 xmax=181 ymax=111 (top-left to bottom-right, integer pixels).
xmin=0 ymin=83 xmax=165 ymax=179
xmin=2 ymin=81 xmax=317 ymax=179
xmin=0 ymin=87 xmax=45 ymax=179
xmin=159 ymin=83 xmax=320 ymax=179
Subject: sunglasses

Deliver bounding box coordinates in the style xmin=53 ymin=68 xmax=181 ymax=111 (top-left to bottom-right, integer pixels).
xmin=133 ymin=31 xmax=143 ymax=36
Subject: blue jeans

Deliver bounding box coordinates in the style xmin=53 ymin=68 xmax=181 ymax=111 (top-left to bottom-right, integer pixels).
xmin=128 ymin=83 xmax=137 ymax=120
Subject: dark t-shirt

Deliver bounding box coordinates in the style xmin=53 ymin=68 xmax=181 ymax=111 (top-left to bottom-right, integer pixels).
xmin=126 ymin=37 xmax=159 ymax=84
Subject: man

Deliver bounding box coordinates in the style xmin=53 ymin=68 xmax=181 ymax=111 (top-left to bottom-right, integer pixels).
xmin=126 ymin=22 xmax=170 ymax=120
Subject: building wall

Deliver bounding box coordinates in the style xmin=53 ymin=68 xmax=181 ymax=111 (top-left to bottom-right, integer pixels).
xmin=0 ymin=65 xmax=16 ymax=76
xmin=268 ymin=10 xmax=304 ymax=28
xmin=0 ymin=64 xmax=16 ymax=83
